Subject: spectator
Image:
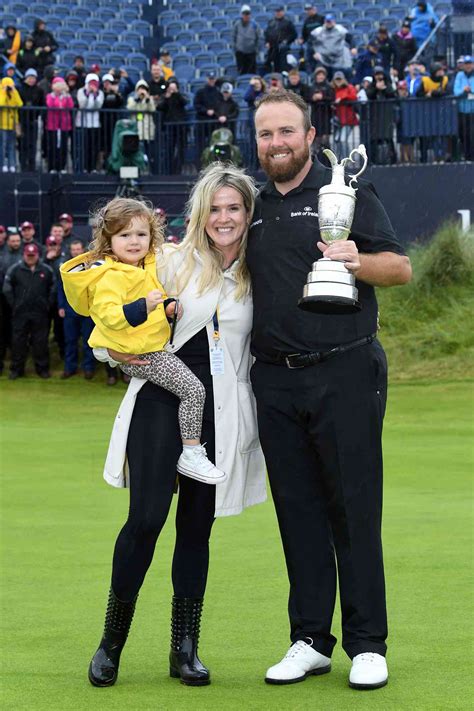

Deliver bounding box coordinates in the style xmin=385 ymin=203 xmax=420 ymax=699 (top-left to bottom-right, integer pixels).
xmin=100 ymin=73 xmax=124 ymax=170
xmin=156 ymin=50 xmax=174 ymax=81
xmin=264 ymin=5 xmax=297 ymax=74
xmin=148 ymin=63 xmax=169 ymax=109
xmin=395 ymin=80 xmax=415 ymax=163
xmin=454 ymin=55 xmax=474 ymax=161
xmin=216 ymin=82 xmax=239 ymax=130
xmin=0 ymin=225 xmax=6 ymax=256
xmin=44 ymin=235 xmax=66 ymax=358
xmin=76 ymin=73 xmax=104 ymax=173
xmin=311 ymin=14 xmax=355 ymax=80
xmin=299 ymin=3 xmax=324 ymax=74
xmin=286 ymin=68 xmax=310 ymax=100
xmin=0 ymin=77 xmax=22 ymax=173
xmin=58 ymin=214 xmax=86 ymax=254
xmin=357 ymin=75 xmax=373 ymax=102
xmin=366 ymin=65 xmax=397 ymax=164
xmin=2 ymin=62 xmax=20 ymax=88
xmin=159 ymin=79 xmax=188 ymax=174
xmin=18 ymin=68 xmax=44 ymax=172
xmin=127 ymin=80 xmax=156 ymax=167
xmin=19 ymin=221 xmax=43 ymax=253
xmin=38 ymin=65 xmax=57 ymax=97
xmin=267 ymin=72 xmax=284 ymax=92
xmin=117 ymin=66 xmax=135 ymax=99
xmin=31 ymin=19 xmax=58 ymax=77
xmin=57 ymin=240 xmax=96 ymax=379
xmin=408 ymin=1 xmax=438 ymax=57
xmin=0 ymin=235 xmax=12 ymax=375
xmin=310 ymin=66 xmax=334 ymax=155
xmin=392 ymin=20 xmax=417 ymax=77
xmin=3 ymin=243 xmax=55 ymax=380
xmin=45 ymin=77 xmax=73 ymax=173
xmin=70 ymin=56 xmax=86 ymax=89
xmin=405 ymin=59 xmax=423 ymax=95
xmin=355 ymin=38 xmax=384 ymax=85
xmin=1 ymin=231 xmax=23 ymax=271
xmin=417 ymin=61 xmax=449 ymax=162
xmin=194 ymin=71 xmax=221 ymax=151
xmin=331 ymin=71 xmax=358 ymax=158
xmin=4 ymin=25 xmax=21 ymax=66
xmin=65 ymin=70 xmax=79 ymax=105
xmin=200 ymin=127 xmax=243 ymax=167
xmin=372 ymin=26 xmax=397 ymax=75
xmin=16 ymin=35 xmax=38 ymax=75
xmin=233 ymin=5 xmax=262 ymax=76
xmin=244 ymin=75 xmax=267 ymax=111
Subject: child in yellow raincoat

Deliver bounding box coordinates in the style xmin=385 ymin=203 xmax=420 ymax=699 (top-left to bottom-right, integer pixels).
xmin=60 ymin=197 xmax=226 ymax=484
xmin=0 ymin=77 xmax=23 ymax=172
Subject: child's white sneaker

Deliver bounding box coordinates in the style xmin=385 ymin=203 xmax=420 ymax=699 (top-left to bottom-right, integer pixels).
xmin=177 ymin=444 xmax=227 ymax=484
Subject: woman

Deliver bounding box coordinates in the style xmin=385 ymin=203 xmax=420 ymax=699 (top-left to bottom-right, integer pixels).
xmin=330 ymin=71 xmax=358 ymax=159
xmin=45 ymin=77 xmax=73 ymax=173
xmin=88 ymin=163 xmax=267 ymax=688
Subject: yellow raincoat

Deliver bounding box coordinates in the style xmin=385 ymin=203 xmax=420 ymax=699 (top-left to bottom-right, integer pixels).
xmin=0 ymin=78 xmax=23 ymax=130
xmin=60 ymin=251 xmax=170 ymax=354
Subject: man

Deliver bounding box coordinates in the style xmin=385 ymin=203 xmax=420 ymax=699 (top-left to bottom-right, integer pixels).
xmin=18 ymin=68 xmax=44 ymax=172
xmin=310 ymin=14 xmax=355 ymax=80
xmin=366 ymin=66 xmax=397 ymax=165
xmin=0 ymin=230 xmax=22 ymax=375
xmin=264 ymin=5 xmax=297 ymax=74
xmin=3 ymin=243 xmax=55 ymax=379
xmin=372 ymin=26 xmax=397 ymax=75
xmin=31 ymin=19 xmax=58 ymax=77
xmin=70 ymin=55 xmax=86 ymax=88
xmin=299 ymin=3 xmax=324 ymax=73
xmin=57 ymin=239 xmax=95 ymax=379
xmin=44 ymin=235 xmax=67 ymax=358
xmin=246 ymin=90 xmax=411 ymax=690
xmin=0 ymin=225 xmax=7 ymax=256
xmin=148 ymin=62 xmax=169 ymax=108
xmin=58 ymin=214 xmax=86 ymax=254
xmin=453 ymin=55 xmax=474 ymax=161
xmin=19 ymin=221 xmax=43 ymax=252
xmin=233 ymin=5 xmax=262 ymax=76
xmin=1 ymin=231 xmax=23 ymax=271
xmin=392 ymin=20 xmax=417 ymax=77
xmin=215 ymin=82 xmax=239 ymax=129
xmin=354 ymin=38 xmax=384 ymax=85
xmin=157 ymin=50 xmax=174 ymax=81
xmin=194 ymin=71 xmax=222 ymax=154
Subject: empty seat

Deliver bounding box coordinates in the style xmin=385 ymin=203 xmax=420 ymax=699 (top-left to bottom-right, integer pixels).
xmin=164 ymin=20 xmax=184 ymax=37
xmin=104 ymin=52 xmax=125 ymax=66
xmin=130 ymin=20 xmax=152 ymax=36
xmin=63 ymin=18 xmax=85 ymax=32
xmin=194 ymin=51 xmax=215 ymax=68
xmin=71 ymin=7 xmax=92 ymax=19
xmin=176 ymin=30 xmax=196 ymax=44
xmin=174 ymin=64 xmax=196 ymax=82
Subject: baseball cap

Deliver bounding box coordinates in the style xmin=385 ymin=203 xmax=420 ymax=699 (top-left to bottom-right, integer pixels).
xmin=402 ymin=20 xmax=411 ymax=27
xmin=159 ymin=47 xmax=171 ymax=56
xmin=325 ymin=13 xmax=335 ymax=21
xmin=333 ymin=71 xmax=345 ymax=80
xmin=0 ymin=225 xmax=6 ymax=232
xmin=304 ymin=3 xmax=315 ymax=8
xmin=59 ymin=213 xmax=73 ymax=223
xmin=135 ymin=79 xmax=149 ymax=90
xmin=464 ymin=55 xmax=473 ymax=63
xmin=373 ymin=65 xmax=385 ymax=74
xmin=102 ymin=73 xmax=115 ymax=83
xmin=90 ymin=63 xmax=101 ymax=73
xmin=275 ymin=5 xmax=284 ymax=11
xmin=24 ymin=243 xmax=39 ymax=256
xmin=241 ymin=4 xmax=251 ymax=12
xmin=20 ymin=221 xmax=34 ymax=230
xmin=25 ymin=68 xmax=38 ymax=78
xmin=207 ymin=70 xmax=217 ymax=78
xmin=45 ymin=236 xmax=58 ymax=246
xmin=221 ymin=81 xmax=233 ymax=93
xmin=362 ymin=76 xmax=374 ymax=83
xmin=85 ymin=73 xmax=100 ymax=84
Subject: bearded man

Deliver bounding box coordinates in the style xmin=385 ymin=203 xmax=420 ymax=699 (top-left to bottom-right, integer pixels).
xmin=246 ymin=90 xmax=412 ymax=690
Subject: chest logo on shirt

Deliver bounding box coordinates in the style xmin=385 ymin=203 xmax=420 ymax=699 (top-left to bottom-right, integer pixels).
xmin=290 ymin=206 xmax=318 ymax=218
xmin=249 ymin=218 xmax=262 ymax=229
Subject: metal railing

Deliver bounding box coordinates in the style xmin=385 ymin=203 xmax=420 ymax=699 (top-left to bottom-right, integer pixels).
xmin=0 ymin=97 xmax=471 ymax=176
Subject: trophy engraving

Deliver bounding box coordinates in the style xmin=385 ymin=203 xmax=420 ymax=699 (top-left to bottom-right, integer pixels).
xmin=298 ymin=144 xmax=368 ymax=314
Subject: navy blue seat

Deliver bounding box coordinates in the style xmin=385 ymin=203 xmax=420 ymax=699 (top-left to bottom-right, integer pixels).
xmin=118 ymin=8 xmax=139 ymax=23
xmin=126 ymin=66 xmax=141 ymax=84
xmin=174 ymin=64 xmax=196 ymax=82
xmin=127 ymin=32 xmax=143 ymax=50
xmin=174 ymin=52 xmax=194 ymax=67
xmin=59 ymin=28 xmax=76 ymax=44
xmin=218 ymin=51 xmax=235 ymax=66
xmin=64 ymin=18 xmax=84 ymax=32
xmin=165 ymin=21 xmax=185 ymax=37
xmin=194 ymin=51 xmax=215 ymax=68
xmin=33 ymin=3 xmax=51 ymax=16
xmin=91 ymin=41 xmax=110 ymax=55
xmin=213 ymin=18 xmax=230 ymax=31
xmin=81 ymin=29 xmax=97 ymax=44
xmin=388 ymin=7 xmax=409 ymax=20
xmin=131 ymin=20 xmax=152 ymax=36
xmin=176 ymin=30 xmax=196 ymax=44
xmin=96 ymin=8 xmax=114 ymax=23
xmin=160 ymin=42 xmax=181 ymax=54
xmin=2 ymin=14 xmax=17 ymax=27
xmin=104 ymin=52 xmax=125 ymax=66
xmin=364 ymin=8 xmax=384 ymax=21
xmin=207 ymin=39 xmax=228 ymax=52
xmin=159 ymin=10 xmax=179 ymax=25
xmin=126 ymin=52 xmax=148 ymax=72
xmin=113 ymin=41 xmax=132 ymax=55
xmin=71 ymin=7 xmax=92 ymax=19
xmin=198 ymin=62 xmax=220 ymax=77
xmin=69 ymin=40 xmax=89 ymax=54
xmin=197 ymin=30 xmax=216 ymax=43
xmin=107 ymin=20 xmax=127 ymax=34
xmin=186 ymin=42 xmax=204 ymax=54
xmin=355 ymin=19 xmax=374 ymax=34
xmin=60 ymin=51 xmax=78 ymax=69
xmin=84 ymin=51 xmax=103 ymax=66
xmin=10 ymin=2 xmax=28 ymax=15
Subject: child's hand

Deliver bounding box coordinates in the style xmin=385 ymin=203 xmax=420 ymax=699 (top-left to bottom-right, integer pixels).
xmin=146 ymin=290 xmax=164 ymax=314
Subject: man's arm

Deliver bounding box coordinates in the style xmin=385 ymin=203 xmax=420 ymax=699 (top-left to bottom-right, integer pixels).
xmin=318 ymin=240 xmax=412 ymax=286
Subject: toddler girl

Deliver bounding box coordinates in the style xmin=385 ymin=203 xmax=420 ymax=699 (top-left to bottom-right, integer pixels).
xmin=60 ymin=197 xmax=226 ymax=484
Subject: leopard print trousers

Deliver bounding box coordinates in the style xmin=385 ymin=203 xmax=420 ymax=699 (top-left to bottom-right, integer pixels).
xmin=121 ymin=351 xmax=206 ymax=440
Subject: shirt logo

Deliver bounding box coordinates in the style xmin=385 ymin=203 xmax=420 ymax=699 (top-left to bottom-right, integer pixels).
xmin=304 ymin=206 xmax=313 ymax=211
xmin=249 ymin=218 xmax=262 ymax=229
xmin=290 ymin=209 xmax=318 ymax=218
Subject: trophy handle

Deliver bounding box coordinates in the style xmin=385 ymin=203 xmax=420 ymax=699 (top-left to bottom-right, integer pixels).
xmin=341 ymin=145 xmax=368 ymax=188
xmin=322 ymin=148 xmax=339 ymax=168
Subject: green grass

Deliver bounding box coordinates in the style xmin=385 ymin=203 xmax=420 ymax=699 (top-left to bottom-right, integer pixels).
xmin=1 ymin=377 xmax=473 ymax=710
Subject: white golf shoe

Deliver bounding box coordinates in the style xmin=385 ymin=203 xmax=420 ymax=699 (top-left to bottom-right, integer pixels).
xmin=265 ymin=640 xmax=331 ymax=685
xmin=349 ymin=652 xmax=388 ymax=690
xmin=177 ymin=444 xmax=227 ymax=484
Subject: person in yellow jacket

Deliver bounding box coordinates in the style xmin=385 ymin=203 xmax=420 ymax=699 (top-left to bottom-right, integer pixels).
xmin=60 ymin=196 xmax=226 ymax=484
xmin=0 ymin=77 xmax=23 ymax=172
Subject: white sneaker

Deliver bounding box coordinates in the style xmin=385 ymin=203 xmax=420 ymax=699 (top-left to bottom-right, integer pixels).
xmin=2 ymin=166 xmax=8 ymax=173
xmin=177 ymin=444 xmax=227 ymax=484
xmin=265 ymin=640 xmax=331 ymax=685
xmin=349 ymin=652 xmax=388 ymax=690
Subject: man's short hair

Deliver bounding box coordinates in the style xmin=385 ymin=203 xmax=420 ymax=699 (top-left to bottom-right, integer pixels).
xmin=70 ymin=239 xmax=83 ymax=247
xmin=255 ymin=90 xmax=312 ymax=133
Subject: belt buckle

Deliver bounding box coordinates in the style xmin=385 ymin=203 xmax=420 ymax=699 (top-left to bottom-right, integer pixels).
xmin=285 ymin=353 xmax=304 ymax=369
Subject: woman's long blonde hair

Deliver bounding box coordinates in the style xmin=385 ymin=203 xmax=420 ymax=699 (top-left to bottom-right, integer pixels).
xmin=88 ymin=197 xmax=164 ymax=264
xmin=176 ymin=163 xmax=257 ymax=301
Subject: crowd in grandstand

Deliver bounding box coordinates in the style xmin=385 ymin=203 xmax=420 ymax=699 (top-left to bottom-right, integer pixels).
xmin=0 ymin=2 xmax=473 ymax=173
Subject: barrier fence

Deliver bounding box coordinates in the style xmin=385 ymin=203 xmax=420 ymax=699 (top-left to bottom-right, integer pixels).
xmin=0 ymin=96 xmax=471 ymax=176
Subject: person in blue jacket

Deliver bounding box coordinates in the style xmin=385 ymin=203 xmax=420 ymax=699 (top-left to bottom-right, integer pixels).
xmin=453 ymin=55 xmax=474 ymax=160
xmin=408 ymin=2 xmax=439 ymax=49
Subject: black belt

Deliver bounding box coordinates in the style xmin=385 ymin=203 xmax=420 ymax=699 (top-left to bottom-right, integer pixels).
xmin=272 ymin=334 xmax=376 ymax=369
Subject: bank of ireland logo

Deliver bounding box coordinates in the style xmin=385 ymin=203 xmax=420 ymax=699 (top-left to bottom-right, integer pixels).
xmin=304 ymin=206 xmax=313 ymax=212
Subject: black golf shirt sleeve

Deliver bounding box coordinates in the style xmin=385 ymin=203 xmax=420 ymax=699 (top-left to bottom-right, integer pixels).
xmin=246 ymin=161 xmax=406 ymax=358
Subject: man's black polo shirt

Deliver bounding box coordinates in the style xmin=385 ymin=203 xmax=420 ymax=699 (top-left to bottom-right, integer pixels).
xmin=246 ymin=161 xmax=405 ymax=358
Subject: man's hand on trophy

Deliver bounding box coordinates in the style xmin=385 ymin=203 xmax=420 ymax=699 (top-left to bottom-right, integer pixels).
xmin=317 ymin=240 xmax=361 ymax=274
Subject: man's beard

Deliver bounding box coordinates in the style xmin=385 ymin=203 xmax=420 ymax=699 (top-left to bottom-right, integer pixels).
xmin=259 ymin=142 xmax=310 ymax=182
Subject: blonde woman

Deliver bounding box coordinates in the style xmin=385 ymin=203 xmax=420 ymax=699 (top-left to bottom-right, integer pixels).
xmin=88 ymin=164 xmax=266 ymax=688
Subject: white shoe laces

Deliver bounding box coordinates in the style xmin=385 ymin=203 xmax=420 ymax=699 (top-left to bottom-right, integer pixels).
xmin=356 ymin=653 xmax=377 ymax=663
xmin=284 ymin=640 xmax=312 ymax=660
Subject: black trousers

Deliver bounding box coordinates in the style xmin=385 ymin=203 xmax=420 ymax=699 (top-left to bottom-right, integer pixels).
xmin=10 ymin=310 xmax=50 ymax=374
xmin=111 ymin=363 xmax=216 ymax=602
xmin=250 ymin=340 xmax=388 ymax=659
xmin=236 ymin=51 xmax=257 ymax=75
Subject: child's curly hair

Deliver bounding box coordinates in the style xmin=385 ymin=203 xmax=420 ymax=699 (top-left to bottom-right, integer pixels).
xmin=88 ymin=197 xmax=164 ymax=264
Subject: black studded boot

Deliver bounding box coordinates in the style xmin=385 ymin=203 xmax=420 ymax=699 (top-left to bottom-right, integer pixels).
xmin=169 ymin=597 xmax=210 ymax=686
xmin=88 ymin=588 xmax=138 ymax=687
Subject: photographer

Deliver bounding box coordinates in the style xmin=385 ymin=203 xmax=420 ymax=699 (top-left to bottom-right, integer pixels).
xmin=127 ymin=79 xmax=156 ymax=169
xmin=148 ymin=63 xmax=169 ymax=108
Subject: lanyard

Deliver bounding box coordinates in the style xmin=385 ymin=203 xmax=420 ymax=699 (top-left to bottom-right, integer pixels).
xmin=212 ymin=310 xmax=220 ymax=344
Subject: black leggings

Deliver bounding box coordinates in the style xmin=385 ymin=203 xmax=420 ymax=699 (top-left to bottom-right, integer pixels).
xmin=111 ymin=363 xmax=216 ymax=602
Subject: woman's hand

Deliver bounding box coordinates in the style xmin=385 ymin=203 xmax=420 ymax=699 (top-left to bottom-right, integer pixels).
xmin=107 ymin=349 xmax=151 ymax=366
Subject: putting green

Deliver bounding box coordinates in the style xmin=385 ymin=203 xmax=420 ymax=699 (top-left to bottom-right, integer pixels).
xmin=1 ymin=378 xmax=472 ymax=710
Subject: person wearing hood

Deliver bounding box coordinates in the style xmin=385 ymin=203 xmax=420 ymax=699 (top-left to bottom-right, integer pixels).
xmin=309 ymin=66 xmax=334 ymax=155
xmin=0 ymin=77 xmax=23 ymax=172
xmin=408 ymin=2 xmax=438 ymax=49
xmin=2 ymin=62 xmax=20 ymax=88
xmin=331 ymin=71 xmax=359 ymax=158
xmin=31 ymin=19 xmax=58 ymax=77
xmin=372 ymin=26 xmax=397 ymax=74
xmin=76 ymin=73 xmax=104 ymax=172
xmin=38 ymin=65 xmax=57 ymax=96
xmin=65 ymin=70 xmax=79 ymax=105
xmin=417 ymin=61 xmax=449 ymax=161
xmin=127 ymin=79 xmax=156 ymax=169
xmin=99 ymin=73 xmax=124 ymax=169
xmin=70 ymin=56 xmax=86 ymax=89
xmin=159 ymin=78 xmax=188 ymax=174
xmin=4 ymin=25 xmax=22 ymax=66
xmin=18 ymin=68 xmax=44 ymax=171
xmin=454 ymin=55 xmax=474 ymax=161
xmin=45 ymin=76 xmax=74 ymax=172
xmin=392 ymin=20 xmax=417 ymax=76
xmin=16 ymin=35 xmax=39 ymax=75
xmin=366 ymin=66 xmax=397 ymax=164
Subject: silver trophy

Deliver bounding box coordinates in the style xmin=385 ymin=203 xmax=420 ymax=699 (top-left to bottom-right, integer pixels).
xmin=298 ymin=145 xmax=368 ymax=314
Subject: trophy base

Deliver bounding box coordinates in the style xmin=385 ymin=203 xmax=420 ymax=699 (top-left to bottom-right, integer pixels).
xmin=298 ymin=294 xmax=361 ymax=314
